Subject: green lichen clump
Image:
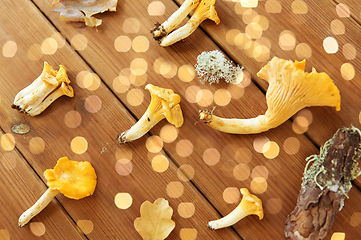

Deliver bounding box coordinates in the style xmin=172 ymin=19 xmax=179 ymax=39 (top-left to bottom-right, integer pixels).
xmin=195 ymin=50 xmax=243 ymax=85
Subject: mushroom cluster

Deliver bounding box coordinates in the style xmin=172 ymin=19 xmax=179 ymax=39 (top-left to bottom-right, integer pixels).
xmin=11 ymin=62 xmax=74 ymax=116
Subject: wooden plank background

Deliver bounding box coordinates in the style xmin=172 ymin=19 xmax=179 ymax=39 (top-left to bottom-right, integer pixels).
xmin=0 ymin=0 xmax=360 ymax=239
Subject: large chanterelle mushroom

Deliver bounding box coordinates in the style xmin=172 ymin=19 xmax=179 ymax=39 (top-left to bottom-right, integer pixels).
xmin=199 ymin=57 xmax=341 ymax=134
xmin=18 ymin=157 xmax=97 ymax=227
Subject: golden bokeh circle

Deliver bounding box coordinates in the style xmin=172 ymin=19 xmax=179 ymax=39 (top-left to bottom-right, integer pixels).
xmin=179 ymin=228 xmax=197 ymax=240
xmin=71 ymin=34 xmax=88 ymax=51
xmin=340 ymin=63 xmax=355 ymax=81
xmin=196 ymin=89 xmax=213 ymax=107
xmin=233 ymin=163 xmax=250 ymax=181
xmin=223 ymin=187 xmax=240 ymax=204
xmin=178 ymin=202 xmax=195 ymax=218
xmin=126 ymin=88 xmax=144 ymax=106
xmin=214 ymin=89 xmax=231 ymax=106
xmin=30 ymin=222 xmax=46 ymax=237
xmin=166 ymin=181 xmax=184 ymax=198
xmin=148 ymin=1 xmax=165 ymax=16
xmin=178 ymin=64 xmax=195 ymax=82
xmin=283 ymin=137 xmax=300 ymax=155
xmin=1 ymin=134 xmax=15 ymax=151
xmin=176 ymin=140 xmax=193 ymax=157
xmin=64 ymin=110 xmax=82 ymax=128
xmin=85 ymin=95 xmax=102 ymax=113
xmin=114 ymin=192 xmax=133 ymax=209
xmin=177 ymin=164 xmax=195 ymax=181
xmin=29 ymin=137 xmax=45 ymax=154
xmin=160 ymin=124 xmax=178 ymax=143
xmin=250 ymin=177 xmax=268 ymax=194
xmin=146 ymin=136 xmax=163 ymax=153
xmin=151 ymin=155 xmax=169 ymax=172
xmin=71 ymin=136 xmax=88 ymax=154
xmin=77 ymin=220 xmax=94 ymax=234
xmin=185 ymin=85 xmax=201 ymax=103
xmin=203 ymin=148 xmax=220 ymax=166
xmin=2 ymin=41 xmax=17 ymax=58
xmin=114 ymin=35 xmax=132 ymax=52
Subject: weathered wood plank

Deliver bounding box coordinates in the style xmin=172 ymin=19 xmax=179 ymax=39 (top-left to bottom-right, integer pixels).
xmin=0 ymin=0 xmax=243 ymax=239
xmin=28 ymin=0 xmax=361 ymax=239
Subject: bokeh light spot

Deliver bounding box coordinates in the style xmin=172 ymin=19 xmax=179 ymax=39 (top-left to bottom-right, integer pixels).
xmin=228 ymin=84 xmax=245 ymax=99
xmin=245 ymin=23 xmax=263 ymax=39
xmin=114 ymin=35 xmax=132 ymax=52
xmin=146 ymin=136 xmax=163 ymax=153
xmin=77 ymin=220 xmax=94 ymax=234
xmin=2 ymin=41 xmax=17 ymax=57
xmin=279 ymin=30 xmax=296 ymax=50
xmin=203 ymin=148 xmax=220 ymax=166
xmin=223 ymin=187 xmax=240 ymax=204
xmin=51 ymin=32 xmax=66 ymax=48
xmin=83 ymin=73 xmax=101 ymax=91
xmin=283 ymin=137 xmax=300 ymax=155
xmin=350 ymin=212 xmax=361 ymax=226
xmin=323 ymin=37 xmax=338 ymax=54
xmin=253 ymin=136 xmax=269 ymax=153
xmin=28 ymin=44 xmax=43 ymax=61
xmin=176 ymin=140 xmax=193 ymax=157
xmin=113 ymin=75 xmax=131 ymax=93
xmin=115 ymin=148 xmax=133 ymax=161
xmin=242 ymin=9 xmax=259 ymax=24
xmin=160 ymin=61 xmax=177 ymax=79
xmin=1 ymin=134 xmax=15 ymax=151
xmin=340 ymin=63 xmax=355 ymax=80
xmin=41 ymin=38 xmax=58 ymax=55
xmin=160 ymin=124 xmax=178 ymax=143
xmin=166 ymin=181 xmax=184 ymax=198
xmin=196 ymin=89 xmax=213 ymax=107
xmin=292 ymin=117 xmax=308 ymax=134
xmin=178 ymin=202 xmax=195 ymax=218
xmin=71 ymin=34 xmax=88 ymax=51
xmin=214 ymin=89 xmax=231 ymax=106
xmin=1 ymin=153 xmax=17 ymax=170
xmin=233 ymin=164 xmax=250 ymax=181
xmin=132 ymin=36 xmax=149 ymax=52
xmin=331 ymin=19 xmax=345 ymax=35
xmin=148 ymin=1 xmax=165 ymax=16
xmin=185 ymin=85 xmax=201 ymax=103
xmin=30 ymin=222 xmax=46 ymax=237
xmin=126 ymin=88 xmax=144 ymax=106
xmin=115 ymin=159 xmax=133 ymax=176
xmin=263 ymin=141 xmax=280 ymax=159
xmin=266 ymin=198 xmax=283 ymax=214
xmin=265 ymin=0 xmax=282 ymax=13
xmin=85 ymin=95 xmax=102 ymax=113
xmin=178 ymin=64 xmax=195 ymax=82
xmin=343 ymin=43 xmax=356 ymax=60
xmin=64 ymin=110 xmax=82 ymax=128
xmin=29 ymin=137 xmax=45 ymax=154
xmin=331 ymin=232 xmax=345 ymax=240
xmin=296 ymin=43 xmax=312 ymax=59
xmin=71 ymin=136 xmax=88 ymax=154
xmin=336 ymin=3 xmax=350 ymax=17
xmin=252 ymin=165 xmax=269 ymax=180
xmin=123 ymin=18 xmax=140 ymax=33
xmin=152 ymin=155 xmax=169 ymax=173
xmin=226 ymin=29 xmax=242 ymax=45
xmin=179 ymin=228 xmax=197 ymax=240
xmin=130 ymin=58 xmax=148 ymax=76
xmin=250 ymin=177 xmax=268 ymax=194
xmin=291 ymin=0 xmax=308 ymax=14
xmin=114 ymin=192 xmax=133 ymax=209
xmin=177 ymin=164 xmax=195 ymax=181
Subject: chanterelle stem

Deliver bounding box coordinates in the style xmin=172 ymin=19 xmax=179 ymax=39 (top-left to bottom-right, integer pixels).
xmin=199 ymin=109 xmax=270 ymax=134
xmin=18 ymin=188 xmax=59 ymax=227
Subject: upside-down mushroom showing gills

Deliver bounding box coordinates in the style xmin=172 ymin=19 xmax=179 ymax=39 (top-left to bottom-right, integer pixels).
xmin=18 ymin=157 xmax=97 ymax=227
xmin=117 ymin=84 xmax=184 ymax=144
xmin=199 ymin=57 xmax=341 ymax=134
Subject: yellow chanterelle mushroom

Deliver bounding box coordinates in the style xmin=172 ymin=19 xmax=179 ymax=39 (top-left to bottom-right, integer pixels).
xmin=199 ymin=57 xmax=341 ymax=134
xmin=208 ymin=188 xmax=263 ymax=230
xmin=18 ymin=157 xmax=97 ymax=227
xmin=118 ymin=84 xmax=184 ymax=144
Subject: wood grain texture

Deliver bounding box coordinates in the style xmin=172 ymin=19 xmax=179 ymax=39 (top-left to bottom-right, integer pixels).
xmin=0 ymin=0 xmax=360 ymax=239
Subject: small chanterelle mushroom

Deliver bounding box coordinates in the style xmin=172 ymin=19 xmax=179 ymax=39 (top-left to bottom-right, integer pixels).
xmin=208 ymin=188 xmax=263 ymax=230
xmin=18 ymin=157 xmax=97 ymax=227
xmin=11 ymin=62 xmax=74 ymax=116
xmin=118 ymin=84 xmax=184 ymax=144
xmin=199 ymin=57 xmax=341 ymax=134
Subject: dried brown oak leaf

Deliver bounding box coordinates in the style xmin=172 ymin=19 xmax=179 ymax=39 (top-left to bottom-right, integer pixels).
xmin=285 ymin=126 xmax=361 ymax=240
xmin=134 ymin=198 xmax=175 ymax=240
xmin=52 ymin=0 xmax=118 ymax=27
